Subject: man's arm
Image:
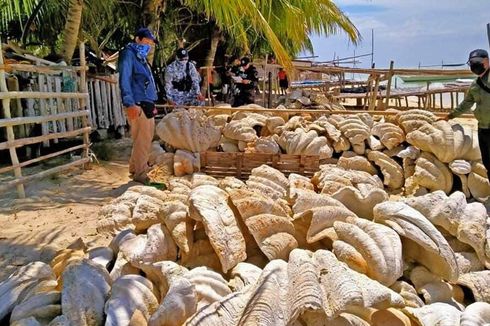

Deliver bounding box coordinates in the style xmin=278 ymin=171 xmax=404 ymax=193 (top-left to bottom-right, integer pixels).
xmin=118 ymin=49 xmax=135 ymax=107
xmin=448 ymin=88 xmax=475 ymax=119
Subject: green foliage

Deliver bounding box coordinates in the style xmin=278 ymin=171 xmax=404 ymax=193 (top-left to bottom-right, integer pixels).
xmin=0 ymin=0 xmax=360 ymax=70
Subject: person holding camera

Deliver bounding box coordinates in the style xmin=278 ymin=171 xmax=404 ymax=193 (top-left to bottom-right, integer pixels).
xmin=232 ymin=57 xmax=259 ymax=107
xmin=118 ymin=27 xmax=159 ymax=184
xmin=164 ymin=48 xmax=205 ymax=106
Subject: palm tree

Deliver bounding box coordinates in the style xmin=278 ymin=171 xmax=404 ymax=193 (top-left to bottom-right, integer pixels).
xmin=0 ymin=0 xmax=125 ymax=62
xmin=61 ymin=0 xmax=83 ymax=62
xmin=182 ymin=0 xmax=359 ymax=70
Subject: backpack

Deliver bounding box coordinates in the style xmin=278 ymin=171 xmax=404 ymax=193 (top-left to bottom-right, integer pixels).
xmin=172 ymin=62 xmax=193 ymax=92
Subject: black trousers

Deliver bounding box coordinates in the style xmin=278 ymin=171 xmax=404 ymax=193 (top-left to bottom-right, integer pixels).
xmin=478 ymin=128 xmax=490 ymax=180
xmin=232 ymin=91 xmax=254 ymax=107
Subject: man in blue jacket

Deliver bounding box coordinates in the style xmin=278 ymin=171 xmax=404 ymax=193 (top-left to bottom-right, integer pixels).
xmin=118 ymin=27 xmax=158 ymax=183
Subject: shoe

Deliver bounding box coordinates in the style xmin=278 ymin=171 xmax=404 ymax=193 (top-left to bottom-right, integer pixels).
xmin=133 ymin=175 xmax=150 ymax=184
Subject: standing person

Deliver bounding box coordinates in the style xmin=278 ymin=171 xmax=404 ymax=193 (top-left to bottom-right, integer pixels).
xmin=118 ymin=27 xmax=159 ymax=184
xmin=165 ymin=48 xmax=205 ymax=106
xmin=278 ymin=67 xmax=289 ymax=95
xmin=445 ymin=49 xmax=490 ymax=179
xmin=232 ymin=57 xmax=259 ymax=107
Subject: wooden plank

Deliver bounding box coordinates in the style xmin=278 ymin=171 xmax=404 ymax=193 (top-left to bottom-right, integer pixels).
xmin=0 ymin=158 xmax=90 ymax=194
xmin=199 ymin=152 xmax=321 ymax=178
xmin=0 ymin=110 xmax=90 ymax=127
xmin=0 ymin=144 xmax=87 ymax=174
xmin=88 ymin=80 xmax=97 ymax=126
xmin=37 ymin=73 xmax=49 ymax=147
xmin=0 ymin=91 xmax=88 ymax=100
xmin=54 ymin=77 xmax=67 ymax=133
xmin=0 ymin=127 xmax=91 ymax=150
xmin=110 ymin=82 xmax=119 ymax=127
xmin=78 ymin=42 xmax=91 ymax=165
xmin=0 ymin=44 xmax=25 ymax=198
xmin=94 ymin=79 xmax=104 ymax=127
xmin=0 ymin=64 xmax=88 ymax=74
xmin=103 ymin=81 xmax=110 ymax=127
xmin=369 ymin=75 xmax=380 ymax=111
xmin=296 ymin=65 xmax=473 ymax=77
xmin=46 ymin=75 xmax=58 ymax=143
xmin=383 ymin=61 xmax=394 ymax=110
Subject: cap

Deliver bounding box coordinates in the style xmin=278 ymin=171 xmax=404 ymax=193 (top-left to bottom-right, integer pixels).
xmin=240 ymin=57 xmax=250 ymax=66
xmin=468 ymin=49 xmax=488 ymax=62
xmin=176 ymin=48 xmax=189 ymax=59
xmin=135 ymin=27 xmax=158 ymax=44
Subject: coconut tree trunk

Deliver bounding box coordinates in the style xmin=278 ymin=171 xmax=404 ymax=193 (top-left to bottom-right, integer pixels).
xmin=201 ymin=26 xmax=221 ymax=99
xmin=143 ymin=0 xmax=166 ymax=65
xmin=143 ymin=0 xmax=166 ymax=31
xmin=61 ymin=0 xmax=84 ymax=63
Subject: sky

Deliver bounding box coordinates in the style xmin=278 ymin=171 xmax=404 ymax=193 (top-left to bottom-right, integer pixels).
xmin=305 ymin=0 xmax=490 ymax=68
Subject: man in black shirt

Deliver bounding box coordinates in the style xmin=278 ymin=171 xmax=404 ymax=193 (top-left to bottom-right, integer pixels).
xmin=232 ymin=57 xmax=259 ymax=107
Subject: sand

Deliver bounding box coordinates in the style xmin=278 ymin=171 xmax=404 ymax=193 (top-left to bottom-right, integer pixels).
xmin=0 ymin=139 xmax=134 ymax=283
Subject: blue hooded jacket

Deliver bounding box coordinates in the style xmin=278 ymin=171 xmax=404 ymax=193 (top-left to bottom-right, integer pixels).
xmin=118 ymin=43 xmax=158 ymax=107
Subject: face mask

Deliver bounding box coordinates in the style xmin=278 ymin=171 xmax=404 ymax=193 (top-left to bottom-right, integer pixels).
xmin=470 ymin=61 xmax=487 ymax=75
xmin=135 ymin=44 xmax=151 ymax=58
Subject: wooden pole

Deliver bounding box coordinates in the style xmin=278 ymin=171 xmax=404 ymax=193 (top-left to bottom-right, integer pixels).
xmin=363 ymin=74 xmax=373 ymax=110
xmin=267 ymin=71 xmax=273 ymax=108
xmin=78 ymin=42 xmax=91 ymax=166
xmin=369 ymin=75 xmax=380 ymax=111
xmin=37 ymin=72 xmax=49 ymax=147
xmin=0 ymin=91 xmax=87 ymax=100
xmin=0 ymin=126 xmax=91 ymax=150
xmin=0 ymin=144 xmax=87 ymax=174
xmin=383 ymin=61 xmax=394 ymax=110
xmin=0 ymin=158 xmax=90 ymax=194
xmin=0 ymin=110 xmax=90 ymax=127
xmin=263 ymin=54 xmax=268 ymax=107
xmin=0 ymin=43 xmax=25 ymax=198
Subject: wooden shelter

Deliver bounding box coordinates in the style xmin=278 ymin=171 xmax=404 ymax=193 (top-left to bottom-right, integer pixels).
xmin=0 ymin=43 xmax=91 ymax=198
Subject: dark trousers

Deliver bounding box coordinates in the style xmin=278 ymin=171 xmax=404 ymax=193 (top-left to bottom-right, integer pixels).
xmin=478 ymin=128 xmax=490 ymax=180
xmin=232 ymin=91 xmax=254 ymax=107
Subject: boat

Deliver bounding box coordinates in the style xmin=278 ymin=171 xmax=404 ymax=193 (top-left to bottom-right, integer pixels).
xmin=399 ymin=75 xmax=473 ymax=83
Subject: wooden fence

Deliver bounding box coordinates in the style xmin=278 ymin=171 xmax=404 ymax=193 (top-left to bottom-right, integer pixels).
xmin=296 ymin=63 xmax=473 ymax=111
xmin=87 ymin=74 xmax=125 ymax=132
xmin=0 ymin=43 xmax=91 ymax=199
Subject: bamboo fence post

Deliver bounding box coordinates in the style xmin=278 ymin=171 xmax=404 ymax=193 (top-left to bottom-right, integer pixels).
xmin=0 ymin=43 xmax=25 ymax=198
xmin=362 ymin=73 xmax=374 ymax=110
xmin=206 ymin=67 xmax=214 ymax=106
xmin=37 ymin=70 xmax=50 ymax=147
xmin=87 ymin=80 xmax=94 ymax=126
xmin=383 ymin=61 xmax=395 ymax=110
xmin=46 ymin=75 xmax=59 ymax=143
xmin=263 ymin=55 xmax=268 ymax=107
xmin=54 ymin=77 xmax=67 ymax=133
xmin=368 ymin=74 xmax=380 ymax=111
xmin=78 ymin=42 xmax=90 ymax=164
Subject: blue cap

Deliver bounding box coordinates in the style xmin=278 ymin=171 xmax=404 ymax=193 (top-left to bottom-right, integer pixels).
xmin=135 ymin=27 xmax=158 ymax=44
